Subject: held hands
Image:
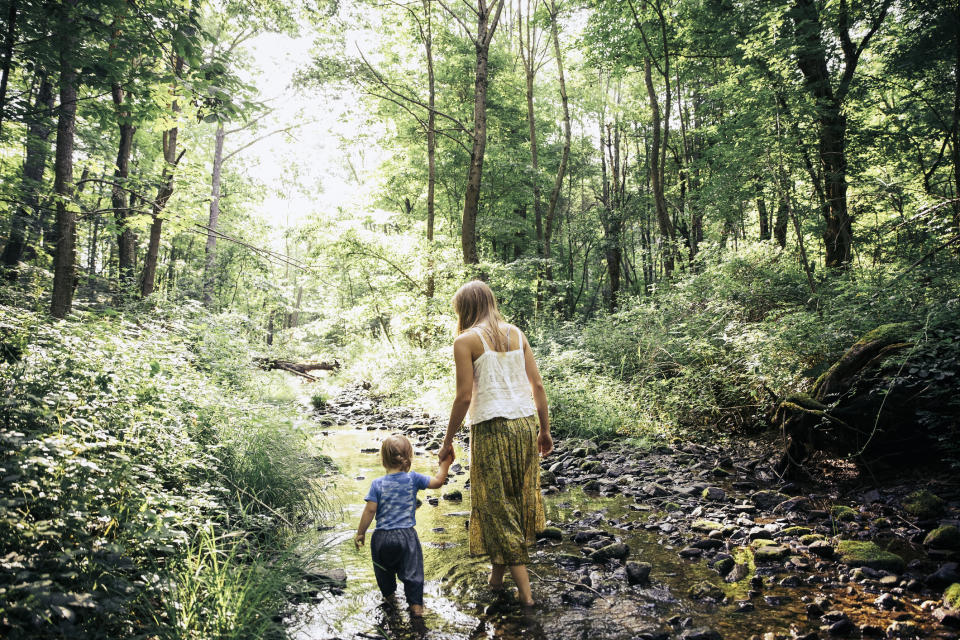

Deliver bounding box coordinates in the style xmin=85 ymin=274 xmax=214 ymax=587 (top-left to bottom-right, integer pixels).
xmin=354 ymin=531 xmax=365 ymax=550
xmin=437 ymin=442 xmax=455 ymax=465
xmin=538 ymin=431 xmax=553 ymax=457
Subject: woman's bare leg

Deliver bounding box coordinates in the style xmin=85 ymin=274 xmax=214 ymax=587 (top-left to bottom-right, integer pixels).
xmin=489 ymin=563 xmax=507 ymax=589
xmin=508 ymin=565 xmax=534 ymax=605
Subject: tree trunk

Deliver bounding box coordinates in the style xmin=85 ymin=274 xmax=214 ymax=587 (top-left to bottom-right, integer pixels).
xmin=644 ymin=56 xmax=673 ymax=275
xmin=0 ymin=0 xmax=17 ymax=136
xmin=953 ymin=7 xmax=960 ymax=234
xmin=757 ymin=186 xmax=770 ymax=241
xmin=203 ymin=122 xmax=225 ymax=306
xmin=111 ymin=83 xmax=137 ymax=292
xmin=50 ymin=21 xmax=79 ymax=319
xmin=544 ymin=0 xmax=570 ymax=286
xmin=1 ymin=73 xmax=54 ymax=274
xmin=774 ymin=198 xmax=789 ymax=248
xmin=423 ymin=0 xmax=436 ymax=297
xmin=460 ymin=1 xmax=504 ymax=265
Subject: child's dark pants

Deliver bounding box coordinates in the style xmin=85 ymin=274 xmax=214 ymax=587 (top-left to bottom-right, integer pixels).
xmin=370 ymin=527 xmax=424 ymax=606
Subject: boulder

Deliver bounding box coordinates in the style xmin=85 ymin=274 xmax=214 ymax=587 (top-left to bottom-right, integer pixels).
xmin=946 ymin=583 xmax=960 ymax=610
xmin=692 ymin=519 xmax=724 ymax=533
xmin=590 ymin=542 xmax=630 ymax=563
xmin=752 ymin=490 xmax=789 ymax=510
xmin=927 ymin=563 xmax=960 ymax=589
xmin=702 ymin=486 xmax=726 ymax=501
xmin=754 ymin=545 xmax=789 ymax=561
xmin=626 ymin=561 xmax=652 ymax=585
xmin=836 ymin=540 xmax=905 ymax=573
xmin=884 ymin=621 xmax=920 ymax=638
xmin=536 ymin=527 xmax=563 ymax=541
xmin=442 ymin=489 xmax=463 ymax=501
xmin=303 ymin=567 xmax=347 ymax=590
xmin=903 ymin=489 xmax=945 ymax=520
xmin=680 ymin=629 xmax=722 ymax=640
xmin=688 ymin=580 xmax=724 ymax=601
xmin=925 ymin=525 xmax=960 ymax=551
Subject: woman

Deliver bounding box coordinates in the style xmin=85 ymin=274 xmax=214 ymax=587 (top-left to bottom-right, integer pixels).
xmin=437 ymin=280 xmax=553 ymax=606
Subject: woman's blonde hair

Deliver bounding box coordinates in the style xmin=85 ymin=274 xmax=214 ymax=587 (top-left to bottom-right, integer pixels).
xmin=381 ymin=434 xmax=413 ymax=472
xmin=453 ymin=280 xmax=508 ymax=350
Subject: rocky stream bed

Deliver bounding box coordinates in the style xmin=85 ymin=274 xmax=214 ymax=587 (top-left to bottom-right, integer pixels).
xmin=288 ymin=385 xmax=960 ymax=640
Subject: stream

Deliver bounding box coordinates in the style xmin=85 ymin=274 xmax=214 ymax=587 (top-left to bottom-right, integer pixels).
xmin=286 ymin=386 xmax=959 ymax=640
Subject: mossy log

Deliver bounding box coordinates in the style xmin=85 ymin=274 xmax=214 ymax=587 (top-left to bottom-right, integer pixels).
xmin=774 ymin=323 xmax=915 ymax=476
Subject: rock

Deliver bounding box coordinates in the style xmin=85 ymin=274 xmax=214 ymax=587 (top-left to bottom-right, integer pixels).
xmin=809 ymin=540 xmax=835 ymax=558
xmin=754 ymin=546 xmax=789 ymax=561
xmin=583 ymin=479 xmax=602 ymax=492
xmin=823 ymin=612 xmax=854 ymax=636
xmin=734 ymin=600 xmax=754 ymax=613
xmin=540 ymin=470 xmax=557 ymax=486
xmin=580 ymin=460 xmax=603 ymax=473
xmin=836 ymin=540 xmax=906 ymax=573
xmin=689 ymin=580 xmax=724 ymax=601
xmin=693 ymin=538 xmax=724 ymax=550
xmin=573 ymin=529 xmax=606 ymax=544
xmin=680 ymin=629 xmax=722 ymax=640
xmin=861 ymin=624 xmax=885 ymax=637
xmin=774 ymin=496 xmax=812 ymax=513
xmin=572 ymin=444 xmax=598 ymax=458
xmin=884 ymin=621 xmax=920 ymax=638
xmin=303 ymin=567 xmax=347 ymax=590
xmin=679 ymin=547 xmax=703 ymax=558
xmin=702 ymin=486 xmax=726 ymax=501
xmin=626 ymin=561 xmax=652 ymax=585
xmin=642 ymin=482 xmax=670 ymax=497
xmin=927 ymin=563 xmax=960 ymax=589
xmin=561 ymin=590 xmax=596 ymax=607
xmin=442 ymin=489 xmax=463 ymax=501
xmin=692 ymin=519 xmax=725 ymax=533
xmin=932 ymin=607 xmax=960 ymax=627
xmin=537 ymin=527 xmax=563 ymax=541
xmin=752 ymin=490 xmax=789 ymax=510
xmin=925 ymin=526 xmax=960 ymax=551
xmin=831 ymin=505 xmax=858 ymax=521
xmin=781 ymin=526 xmax=813 ymax=537
xmin=714 ymin=557 xmax=735 ymax=576
xmin=946 ymin=583 xmax=960 ymax=609
xmin=874 ymin=593 xmax=906 ymax=610
xmin=902 ymin=490 xmax=945 ymax=520
xmin=725 ymin=563 xmax=750 ymax=583
xmin=779 ymin=575 xmax=803 ymax=587
xmin=590 ymin=542 xmax=630 ymax=562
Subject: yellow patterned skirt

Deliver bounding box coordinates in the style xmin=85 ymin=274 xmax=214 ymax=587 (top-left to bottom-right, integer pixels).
xmin=468 ymin=414 xmax=545 ymax=565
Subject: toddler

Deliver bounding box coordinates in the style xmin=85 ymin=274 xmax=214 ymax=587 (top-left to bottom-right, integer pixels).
xmin=354 ymin=434 xmax=452 ymax=617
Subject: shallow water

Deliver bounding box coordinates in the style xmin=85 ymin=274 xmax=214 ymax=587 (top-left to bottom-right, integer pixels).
xmin=288 ymin=408 xmax=951 ymax=640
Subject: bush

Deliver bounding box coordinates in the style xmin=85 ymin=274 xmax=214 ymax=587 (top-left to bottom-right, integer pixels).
xmin=0 ymin=303 xmax=328 ymax=639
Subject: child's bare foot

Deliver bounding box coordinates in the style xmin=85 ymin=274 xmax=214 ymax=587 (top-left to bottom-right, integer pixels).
xmin=409 ymin=604 xmax=424 ymax=617
xmin=487 ymin=576 xmax=504 ymax=591
xmin=521 ymin=598 xmax=535 ymax=607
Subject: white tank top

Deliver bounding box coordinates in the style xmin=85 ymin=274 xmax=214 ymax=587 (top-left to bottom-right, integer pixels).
xmin=467 ymin=324 xmax=537 ymax=424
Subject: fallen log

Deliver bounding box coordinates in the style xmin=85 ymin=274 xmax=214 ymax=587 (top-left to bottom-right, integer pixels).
xmin=255 ymin=358 xmax=340 ymax=381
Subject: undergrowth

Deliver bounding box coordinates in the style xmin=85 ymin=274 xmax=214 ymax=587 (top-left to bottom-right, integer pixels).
xmin=0 ymin=298 xmax=330 ymax=639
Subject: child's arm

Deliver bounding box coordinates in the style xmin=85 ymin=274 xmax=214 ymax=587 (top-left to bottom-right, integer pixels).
xmin=426 ymin=455 xmax=453 ymax=489
xmin=354 ymin=501 xmax=377 ymax=549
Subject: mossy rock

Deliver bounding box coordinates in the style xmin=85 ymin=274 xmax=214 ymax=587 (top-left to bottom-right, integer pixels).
xmin=753 ymin=545 xmax=789 ymax=561
xmin=572 ymin=444 xmax=598 ymax=458
xmin=945 ymin=583 xmax=960 ymax=610
xmin=836 ymin=540 xmax=905 ymax=573
xmin=653 ymin=467 xmax=670 ymax=475
xmin=688 ymin=580 xmax=724 ymax=601
xmin=872 ymin=517 xmax=890 ymax=528
xmin=831 ymin=505 xmax=858 ymax=521
xmin=580 ymin=460 xmax=603 ymax=473
xmin=924 ymin=525 xmax=960 ymax=551
xmin=663 ymin=502 xmax=682 ymax=512
xmin=537 ymin=526 xmax=563 ymax=541
xmin=781 ymin=526 xmax=812 ymax=537
xmin=692 ymin=519 xmax=724 ymax=533
xmin=750 ymin=538 xmax=777 ymax=548
xmin=903 ymin=490 xmax=945 ymax=519
xmin=799 ymin=534 xmax=825 ymax=545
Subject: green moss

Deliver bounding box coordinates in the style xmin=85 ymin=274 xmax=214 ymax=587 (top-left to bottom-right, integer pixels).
xmin=579 ymin=460 xmax=603 ymax=473
xmin=753 ymin=545 xmax=789 ymax=561
xmin=799 ymin=534 xmax=825 ymax=545
xmin=872 ymin=517 xmax=890 ymax=528
xmin=653 ymin=467 xmax=670 ymax=475
xmin=663 ymin=502 xmax=682 ymax=512
xmin=692 ymin=519 xmax=724 ymax=532
xmin=831 ymin=505 xmax=858 ymax=521
xmin=781 ymin=526 xmax=812 ymax=537
xmin=945 ymin=583 xmax=960 ymax=610
xmin=903 ymin=490 xmax=945 ymax=519
xmin=924 ymin=525 xmax=960 ymax=550
xmin=750 ymin=538 xmax=777 ymax=548
xmin=836 ymin=540 xmax=905 ymax=573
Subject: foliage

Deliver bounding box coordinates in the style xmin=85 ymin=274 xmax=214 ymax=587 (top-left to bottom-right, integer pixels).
xmin=0 ymin=301 xmax=327 ymax=638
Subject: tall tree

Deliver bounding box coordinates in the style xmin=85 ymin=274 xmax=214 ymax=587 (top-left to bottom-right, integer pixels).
xmin=789 ymin=0 xmax=892 ymax=267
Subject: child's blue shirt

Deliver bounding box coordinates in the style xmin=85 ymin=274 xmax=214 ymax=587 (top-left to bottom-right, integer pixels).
xmin=364 ymin=471 xmax=431 ymax=530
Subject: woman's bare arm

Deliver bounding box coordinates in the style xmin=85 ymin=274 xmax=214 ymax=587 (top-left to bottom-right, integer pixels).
xmin=521 ymin=331 xmax=553 ymax=456
xmin=438 ymin=335 xmax=474 ymax=462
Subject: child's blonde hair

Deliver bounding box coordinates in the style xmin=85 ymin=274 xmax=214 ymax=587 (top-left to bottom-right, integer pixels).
xmin=453 ymin=280 xmax=508 ymax=350
xmin=381 ymin=435 xmax=413 ymax=472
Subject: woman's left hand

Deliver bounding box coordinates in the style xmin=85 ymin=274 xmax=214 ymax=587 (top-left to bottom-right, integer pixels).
xmin=537 ymin=431 xmax=553 ymax=457
xmin=438 ymin=442 xmax=455 ymax=464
